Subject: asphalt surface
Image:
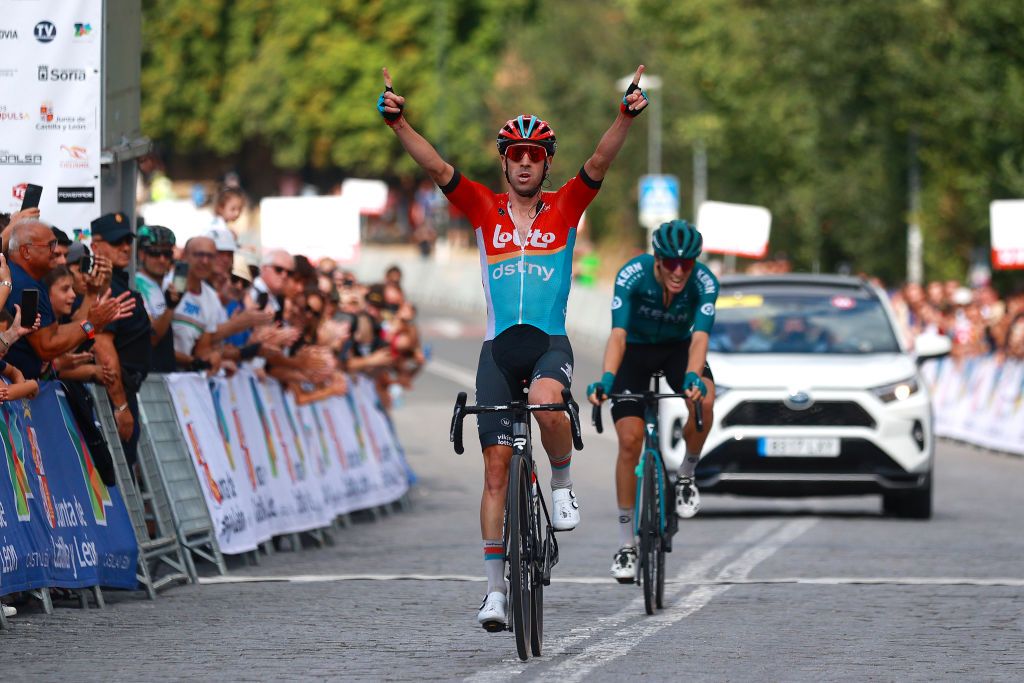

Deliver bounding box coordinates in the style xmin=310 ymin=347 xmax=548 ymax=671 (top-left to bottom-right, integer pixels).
xmin=3 ymin=305 xmax=1023 ymax=682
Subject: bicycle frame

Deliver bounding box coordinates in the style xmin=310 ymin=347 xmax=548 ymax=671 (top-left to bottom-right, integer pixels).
xmin=450 ymin=387 xmax=584 ymax=659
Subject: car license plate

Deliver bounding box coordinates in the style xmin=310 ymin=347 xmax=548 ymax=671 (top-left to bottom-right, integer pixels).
xmin=757 ymin=437 xmax=841 ymax=457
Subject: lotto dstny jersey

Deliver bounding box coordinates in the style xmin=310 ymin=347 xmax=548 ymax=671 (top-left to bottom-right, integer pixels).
xmin=611 ymin=254 xmax=719 ymax=344
xmin=442 ymin=167 xmax=601 ymax=339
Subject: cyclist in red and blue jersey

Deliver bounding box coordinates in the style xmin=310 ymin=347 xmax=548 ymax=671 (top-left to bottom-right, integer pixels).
xmin=379 ymin=65 xmax=648 ymax=630
xmin=587 ymin=220 xmax=718 ymax=582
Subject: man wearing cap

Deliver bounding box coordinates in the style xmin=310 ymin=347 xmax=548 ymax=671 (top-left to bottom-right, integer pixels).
xmin=135 ymin=225 xmax=180 ymax=373
xmin=204 ymin=228 xmax=273 ymax=350
xmin=5 ymin=220 xmax=131 ymax=379
xmin=91 ymin=212 xmax=154 ymax=466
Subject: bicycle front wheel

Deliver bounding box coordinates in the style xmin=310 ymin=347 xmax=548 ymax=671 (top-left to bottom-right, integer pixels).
xmin=530 ymin=486 xmax=544 ymax=657
xmin=639 ymin=452 xmax=660 ymax=615
xmin=507 ymin=454 xmax=532 ymax=661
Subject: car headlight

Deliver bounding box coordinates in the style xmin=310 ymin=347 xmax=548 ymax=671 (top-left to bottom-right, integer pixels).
xmin=870 ymin=377 xmax=919 ymax=403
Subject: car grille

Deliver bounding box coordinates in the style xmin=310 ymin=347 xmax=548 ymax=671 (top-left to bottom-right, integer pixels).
xmin=722 ymin=400 xmax=875 ymax=428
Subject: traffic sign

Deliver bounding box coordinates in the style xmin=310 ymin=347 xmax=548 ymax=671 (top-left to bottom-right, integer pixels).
xmin=638 ymin=174 xmax=680 ymax=229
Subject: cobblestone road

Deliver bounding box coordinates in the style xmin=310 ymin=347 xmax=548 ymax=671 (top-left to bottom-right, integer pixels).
xmin=3 ymin=309 xmax=1022 ymax=681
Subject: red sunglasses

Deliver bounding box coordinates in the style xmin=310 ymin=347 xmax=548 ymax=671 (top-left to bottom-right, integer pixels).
xmin=505 ymin=144 xmax=548 ymax=163
xmin=660 ymin=257 xmax=695 ymax=272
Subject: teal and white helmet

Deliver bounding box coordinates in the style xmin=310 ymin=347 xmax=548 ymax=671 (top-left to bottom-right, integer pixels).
xmin=652 ymin=219 xmax=702 ymax=259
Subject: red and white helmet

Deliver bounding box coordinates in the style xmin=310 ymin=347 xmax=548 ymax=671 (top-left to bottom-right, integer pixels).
xmin=496 ymin=115 xmax=557 ymax=157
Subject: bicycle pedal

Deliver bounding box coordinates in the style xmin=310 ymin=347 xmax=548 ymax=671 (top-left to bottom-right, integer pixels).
xmin=481 ymin=621 xmax=506 ymax=633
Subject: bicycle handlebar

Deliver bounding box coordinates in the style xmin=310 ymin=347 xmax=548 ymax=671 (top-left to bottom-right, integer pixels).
xmin=450 ymin=388 xmax=585 ymax=455
xmin=591 ymin=387 xmax=704 ymax=434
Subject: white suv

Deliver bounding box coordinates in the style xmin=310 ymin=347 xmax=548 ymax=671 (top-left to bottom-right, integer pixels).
xmin=661 ymin=274 xmax=950 ymax=518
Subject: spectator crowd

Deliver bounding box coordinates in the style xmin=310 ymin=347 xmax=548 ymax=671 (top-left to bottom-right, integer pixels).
xmin=891 ymin=280 xmax=1024 ymax=360
xmin=0 ymin=191 xmax=424 ymax=617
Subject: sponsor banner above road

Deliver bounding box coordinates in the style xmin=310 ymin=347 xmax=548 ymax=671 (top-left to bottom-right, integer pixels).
xmin=0 ymin=1 xmax=101 ymax=239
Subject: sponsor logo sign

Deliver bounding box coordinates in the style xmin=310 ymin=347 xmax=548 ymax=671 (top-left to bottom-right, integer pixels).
xmin=491 ymin=226 xmax=558 ymax=250
xmin=33 ymin=20 xmax=56 ymax=43
xmin=12 ymin=183 xmax=27 ymax=201
xmin=59 ymin=144 xmax=88 ymax=169
xmin=0 ymin=28 xmax=18 ymax=40
xmin=57 ymin=186 xmax=95 ymax=203
xmin=38 ymin=65 xmax=88 ymax=82
xmin=36 ymin=102 xmax=88 ymax=131
xmin=0 ymin=106 xmax=29 ymax=122
xmin=0 ymin=150 xmax=42 ymax=166
xmin=73 ymin=23 xmax=93 ymax=39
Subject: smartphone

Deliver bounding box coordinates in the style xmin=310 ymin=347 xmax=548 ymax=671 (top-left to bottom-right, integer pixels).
xmin=20 ymin=184 xmax=42 ymax=211
xmin=172 ymin=261 xmax=189 ymax=292
xmin=19 ymin=289 xmax=39 ymax=327
xmin=256 ymin=291 xmax=269 ymax=310
xmin=79 ymin=254 xmax=93 ymax=274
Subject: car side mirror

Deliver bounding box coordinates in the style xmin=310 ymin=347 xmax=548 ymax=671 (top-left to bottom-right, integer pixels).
xmin=913 ymin=332 xmax=952 ymax=364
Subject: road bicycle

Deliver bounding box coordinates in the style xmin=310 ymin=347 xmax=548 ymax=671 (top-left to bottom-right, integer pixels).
xmin=450 ymin=387 xmax=584 ymax=661
xmin=592 ymin=373 xmax=703 ymax=615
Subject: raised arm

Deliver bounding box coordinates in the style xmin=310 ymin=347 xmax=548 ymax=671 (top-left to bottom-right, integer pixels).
xmin=583 ymin=64 xmax=650 ymax=183
xmin=378 ymin=67 xmax=455 ymax=187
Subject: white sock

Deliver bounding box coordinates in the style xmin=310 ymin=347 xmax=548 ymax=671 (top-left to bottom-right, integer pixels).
xmin=677 ymin=450 xmax=700 ymax=480
xmin=483 ymin=539 xmax=505 ymax=594
xmin=617 ymin=507 xmax=635 ymax=548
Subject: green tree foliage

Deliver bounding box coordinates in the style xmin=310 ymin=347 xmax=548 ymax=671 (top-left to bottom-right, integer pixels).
xmin=142 ymin=0 xmax=1024 ymax=283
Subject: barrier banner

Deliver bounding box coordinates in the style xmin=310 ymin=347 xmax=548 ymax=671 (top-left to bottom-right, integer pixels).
xmin=923 ymin=357 xmax=1024 ymax=456
xmin=259 ymin=379 xmax=330 ymax=532
xmin=163 ymin=371 xmax=413 ymax=553
xmin=352 ymin=376 xmax=411 ymax=504
xmin=0 ymin=0 xmax=103 ymax=235
xmin=1 ymin=383 xmax=137 ymax=596
xmin=165 ymin=374 xmax=260 ymax=554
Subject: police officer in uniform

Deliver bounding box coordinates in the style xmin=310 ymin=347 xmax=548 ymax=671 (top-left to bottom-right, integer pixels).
xmin=90 ymin=212 xmax=153 ymax=467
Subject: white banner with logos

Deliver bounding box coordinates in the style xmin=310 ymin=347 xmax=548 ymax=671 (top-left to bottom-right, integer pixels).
xmin=922 ymin=356 xmax=1024 ymax=456
xmin=0 ymin=1 xmax=101 ymax=237
xmin=165 ymin=370 xmax=412 ymax=554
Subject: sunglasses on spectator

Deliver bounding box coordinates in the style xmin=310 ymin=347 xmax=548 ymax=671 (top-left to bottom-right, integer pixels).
xmin=271 ymin=265 xmax=294 ymax=276
xmin=145 ymin=248 xmax=173 ymax=259
xmin=660 ymin=257 xmax=695 ymax=272
xmin=505 ymin=144 xmax=548 ymax=164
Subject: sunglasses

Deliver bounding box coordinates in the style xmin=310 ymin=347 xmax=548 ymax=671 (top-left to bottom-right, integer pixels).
xmin=271 ymin=265 xmax=294 ymax=276
xmin=145 ymin=248 xmax=173 ymax=259
xmin=505 ymin=144 xmax=548 ymax=164
xmin=660 ymin=257 xmax=695 ymax=272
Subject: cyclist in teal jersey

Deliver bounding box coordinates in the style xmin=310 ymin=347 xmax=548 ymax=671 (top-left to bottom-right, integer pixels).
xmin=587 ymin=220 xmax=718 ymax=581
xmin=379 ymin=66 xmax=648 ymax=629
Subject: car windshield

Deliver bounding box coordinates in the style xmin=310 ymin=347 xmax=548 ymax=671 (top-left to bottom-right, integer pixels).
xmin=708 ymin=285 xmax=901 ymax=354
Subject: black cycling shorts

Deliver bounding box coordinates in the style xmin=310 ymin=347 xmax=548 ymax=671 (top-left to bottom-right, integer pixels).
xmin=475 ymin=324 xmax=574 ymax=449
xmin=610 ymin=338 xmax=714 ymax=422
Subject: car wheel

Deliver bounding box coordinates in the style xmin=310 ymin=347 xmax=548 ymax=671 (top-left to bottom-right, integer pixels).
xmin=882 ymin=472 xmax=932 ymax=519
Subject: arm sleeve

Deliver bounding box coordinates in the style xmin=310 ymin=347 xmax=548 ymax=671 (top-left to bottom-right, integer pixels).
xmin=439 ymin=169 xmax=494 ymax=227
xmin=553 ymin=167 xmax=602 ymax=227
xmin=691 ymin=267 xmax=720 ymax=335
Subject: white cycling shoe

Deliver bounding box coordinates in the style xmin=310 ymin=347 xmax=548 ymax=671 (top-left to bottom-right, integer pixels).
xmin=477 ymin=591 xmax=508 ymax=632
xmin=675 ymin=477 xmax=701 ymax=519
xmin=551 ymin=487 xmax=580 ymax=531
xmin=2 ymin=603 xmax=15 ymax=618
xmin=610 ymin=546 xmax=637 ymax=584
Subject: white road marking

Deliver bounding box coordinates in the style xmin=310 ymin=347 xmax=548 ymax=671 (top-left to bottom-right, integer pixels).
xmin=464 ymin=519 xmax=785 ymax=682
xmin=198 ymin=573 xmax=1024 ymax=588
xmin=554 ymin=518 xmax=819 ymax=683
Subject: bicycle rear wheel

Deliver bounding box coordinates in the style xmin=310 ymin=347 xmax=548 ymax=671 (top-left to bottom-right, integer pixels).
xmin=639 ymin=452 xmax=659 ymax=615
xmin=507 ymin=455 xmax=532 ymax=661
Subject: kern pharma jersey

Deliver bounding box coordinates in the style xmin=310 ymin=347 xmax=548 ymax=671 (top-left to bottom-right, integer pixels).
xmin=441 ymin=167 xmax=601 ymax=339
xmin=611 ymin=254 xmax=719 ymax=344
